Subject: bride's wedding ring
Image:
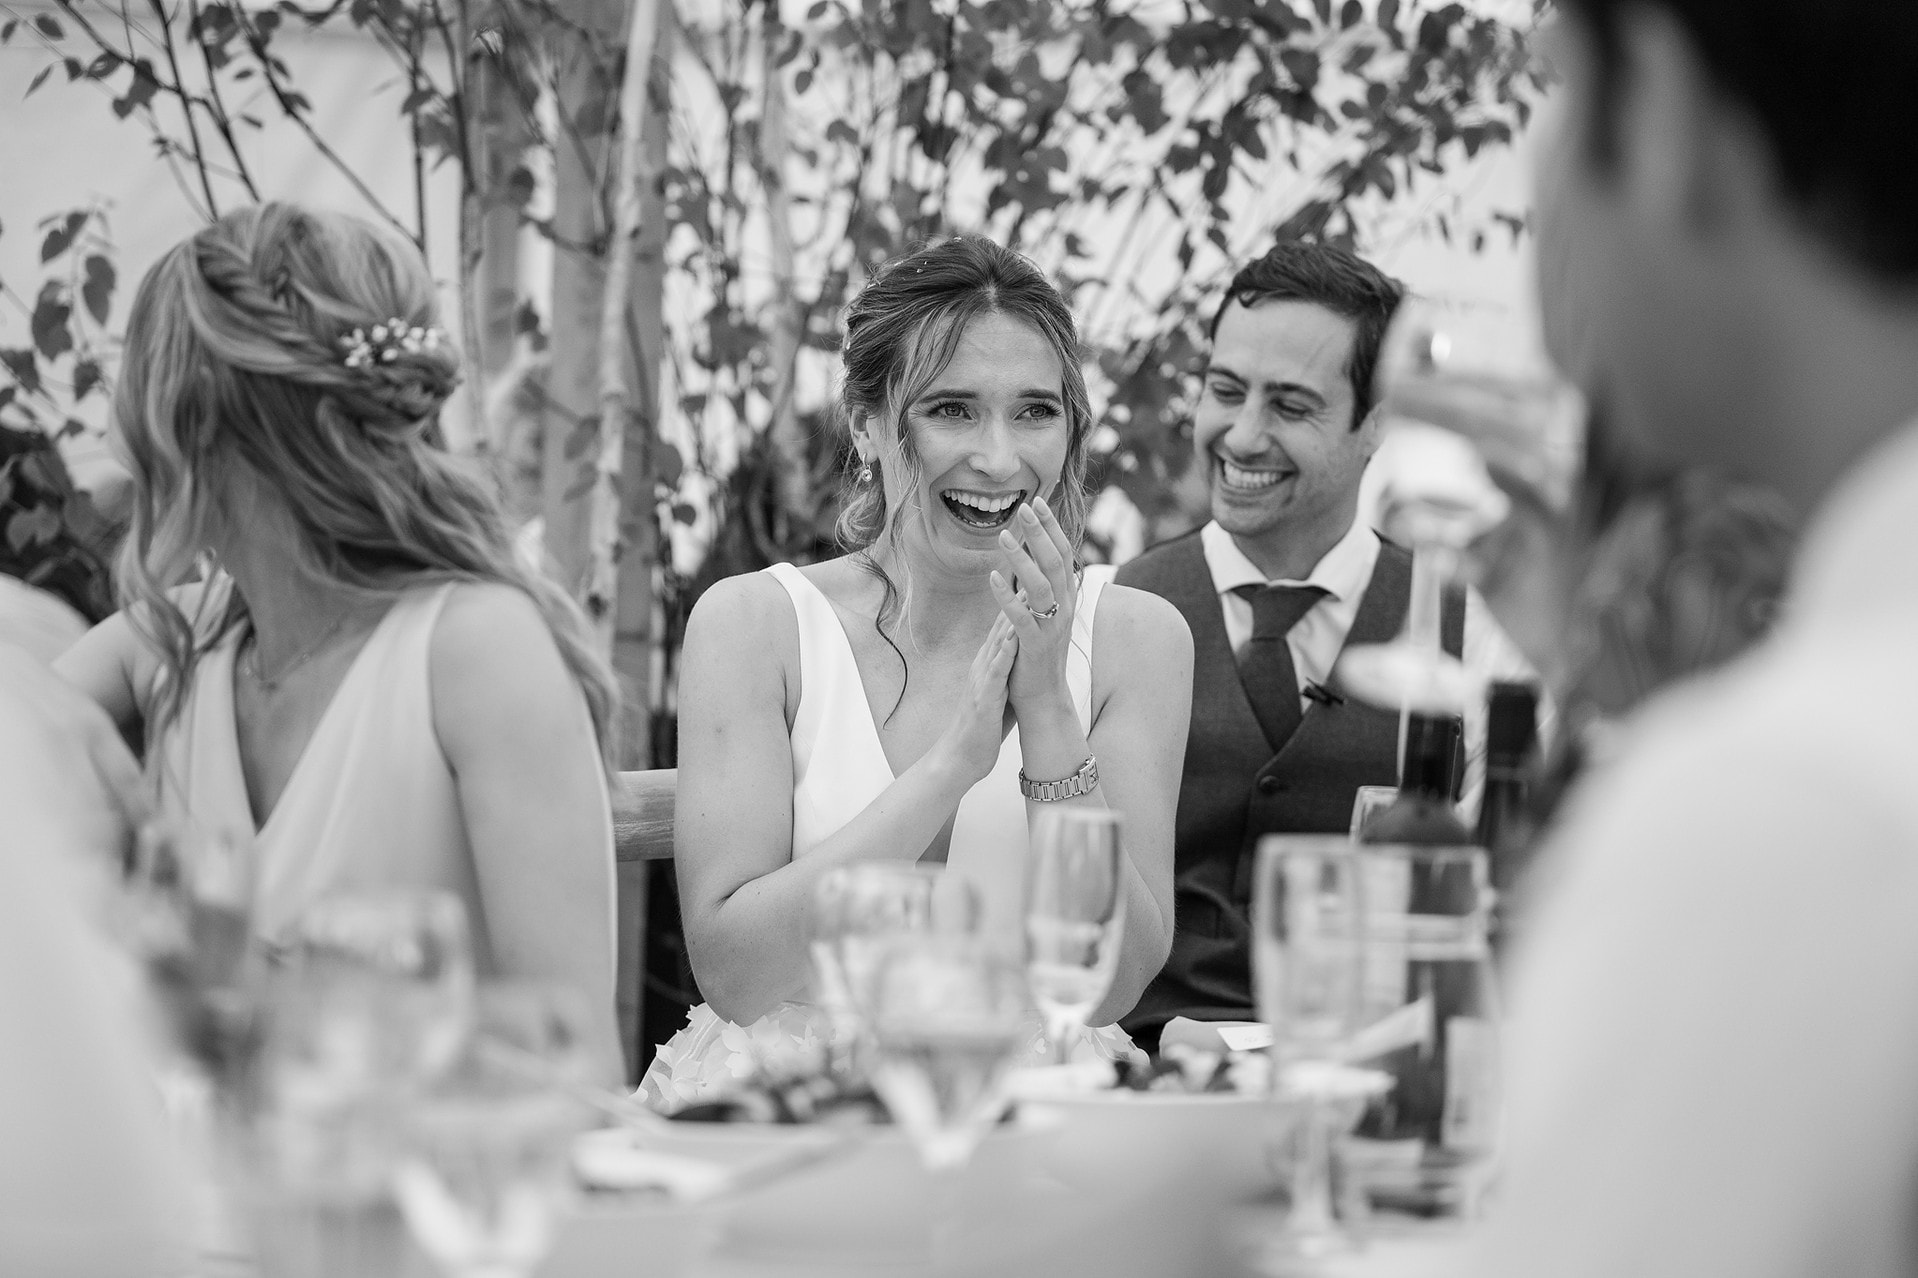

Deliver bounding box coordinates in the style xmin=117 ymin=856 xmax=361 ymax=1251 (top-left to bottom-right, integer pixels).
xmin=1028 ymin=601 xmax=1061 ymax=621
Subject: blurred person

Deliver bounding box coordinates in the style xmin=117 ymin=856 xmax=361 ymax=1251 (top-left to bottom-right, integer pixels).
xmin=648 ymin=237 xmax=1190 ymax=1107
xmin=0 ymin=572 xmax=89 ymax=663
xmin=0 ymin=645 xmax=186 ymax=1275
xmin=56 ymin=203 xmax=624 ymax=1079
xmin=1114 ymin=241 xmax=1538 ymax=1051
xmin=1456 ymin=4 xmax=1918 ymax=1277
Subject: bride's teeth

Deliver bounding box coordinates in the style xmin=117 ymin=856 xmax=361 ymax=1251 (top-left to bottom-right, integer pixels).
xmin=943 ymin=490 xmax=1019 ymax=513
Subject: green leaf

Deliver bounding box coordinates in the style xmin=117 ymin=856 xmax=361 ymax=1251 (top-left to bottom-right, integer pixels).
xmin=72 ymin=357 xmax=102 ymax=401
xmin=81 ymin=255 xmax=114 ymax=324
xmin=0 ymin=348 xmax=39 ymax=395
xmin=41 ymin=211 xmax=86 ymax=263
xmin=25 ymin=64 xmax=51 ymax=96
xmin=31 ymin=282 xmax=72 ymax=360
xmin=34 ymin=13 xmax=63 ymax=38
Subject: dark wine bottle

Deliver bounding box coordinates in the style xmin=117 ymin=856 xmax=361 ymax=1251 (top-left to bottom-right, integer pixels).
xmin=1359 ymin=711 xmax=1470 ymax=846
xmin=1476 ymin=682 xmax=1541 ymax=946
xmin=1354 ymin=710 xmax=1491 ymax=1192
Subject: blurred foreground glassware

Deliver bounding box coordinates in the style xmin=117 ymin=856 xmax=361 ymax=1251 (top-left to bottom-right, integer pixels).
xmin=1337 ymin=295 xmax=1586 ymax=713
xmin=271 ymin=888 xmax=476 ymax=1094
xmin=392 ymin=982 xmax=595 ymax=1278
xmin=243 ymin=890 xmax=479 ymax=1278
xmin=1344 ymin=842 xmax=1501 ymax=1218
xmin=860 ymin=933 xmax=1030 ymax=1173
xmin=811 ymin=864 xmax=981 ymax=1070
xmin=1025 ymin=808 xmax=1125 ymax=1062
xmin=130 ymin=819 xmax=262 ymax=1083
xmin=1347 ymin=786 xmax=1397 ymax=842
xmin=1253 ymin=836 xmax=1383 ymax=1265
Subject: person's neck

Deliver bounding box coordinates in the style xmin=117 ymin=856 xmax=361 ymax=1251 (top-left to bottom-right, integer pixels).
xmin=1227 ymin=507 xmax=1357 ymax=583
xmin=1738 ymin=252 xmax=1918 ymax=520
xmin=212 ymin=528 xmax=382 ymax=670
xmin=861 ymin=545 xmax=1004 ymax=658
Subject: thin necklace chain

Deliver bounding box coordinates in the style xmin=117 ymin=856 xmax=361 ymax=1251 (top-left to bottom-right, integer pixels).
xmin=242 ymin=609 xmax=357 ymax=692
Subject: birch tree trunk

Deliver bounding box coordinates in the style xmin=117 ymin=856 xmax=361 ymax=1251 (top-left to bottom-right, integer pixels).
xmin=755 ymin=5 xmax=812 ymax=545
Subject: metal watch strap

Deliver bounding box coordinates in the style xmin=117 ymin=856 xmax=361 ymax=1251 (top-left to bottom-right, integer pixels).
xmin=1019 ymin=755 xmax=1099 ymax=802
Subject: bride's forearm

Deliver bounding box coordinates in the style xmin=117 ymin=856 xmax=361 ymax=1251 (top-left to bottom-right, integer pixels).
xmin=688 ymin=747 xmax=976 ymax=1025
xmin=1091 ymin=849 xmax=1172 ymax=1026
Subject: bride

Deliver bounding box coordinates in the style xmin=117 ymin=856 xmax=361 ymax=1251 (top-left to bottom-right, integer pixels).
xmin=643 ymin=236 xmax=1193 ymax=1108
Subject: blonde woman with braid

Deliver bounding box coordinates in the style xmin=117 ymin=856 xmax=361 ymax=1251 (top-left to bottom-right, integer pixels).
xmin=57 ymin=203 xmax=624 ymax=1078
xmin=643 ymin=237 xmax=1192 ymax=1108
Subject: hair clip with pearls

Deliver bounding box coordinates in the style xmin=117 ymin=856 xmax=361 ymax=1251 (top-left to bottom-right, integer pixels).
xmin=340 ymin=319 xmax=445 ymax=370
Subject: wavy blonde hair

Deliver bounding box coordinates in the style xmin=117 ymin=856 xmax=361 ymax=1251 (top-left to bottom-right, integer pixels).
xmin=113 ymin=202 xmax=617 ymax=764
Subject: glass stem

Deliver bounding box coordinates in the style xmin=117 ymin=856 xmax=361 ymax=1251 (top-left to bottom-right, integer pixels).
xmin=1289 ymin=1095 xmax=1338 ymax=1241
xmin=1407 ymin=542 xmax=1446 ymax=657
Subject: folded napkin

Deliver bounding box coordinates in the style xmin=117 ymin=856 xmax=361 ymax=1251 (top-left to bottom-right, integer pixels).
xmin=1160 ymin=1017 xmax=1273 ymax=1053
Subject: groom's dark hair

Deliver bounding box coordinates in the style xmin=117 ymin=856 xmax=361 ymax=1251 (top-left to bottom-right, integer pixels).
xmin=1211 ymin=241 xmax=1405 ymax=432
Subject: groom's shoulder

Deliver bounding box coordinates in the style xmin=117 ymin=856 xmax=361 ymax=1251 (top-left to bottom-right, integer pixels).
xmin=1114 ymin=528 xmax=1206 ymax=591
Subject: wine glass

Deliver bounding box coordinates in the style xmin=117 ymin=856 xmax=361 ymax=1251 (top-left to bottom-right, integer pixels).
xmin=1338 ymin=294 xmax=1587 ymax=713
xmin=1252 ymin=835 xmax=1385 ymax=1263
xmin=392 ymin=983 xmax=595 ymax=1278
xmin=1024 ymin=808 xmax=1125 ymax=1062
xmin=859 ymin=933 xmax=1032 ymax=1174
xmin=811 ymin=864 xmax=982 ymax=1070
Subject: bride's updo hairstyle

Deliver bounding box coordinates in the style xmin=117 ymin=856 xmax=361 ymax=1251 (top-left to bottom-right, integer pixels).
xmin=835 ymin=235 xmax=1095 ymax=567
xmin=114 ymin=202 xmax=616 ymax=759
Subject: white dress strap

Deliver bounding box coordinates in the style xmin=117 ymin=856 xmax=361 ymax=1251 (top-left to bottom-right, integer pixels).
xmin=761 ymin=563 xmax=895 ymax=860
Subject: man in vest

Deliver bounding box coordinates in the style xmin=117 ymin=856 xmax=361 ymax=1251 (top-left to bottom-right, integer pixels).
xmin=1117 ymin=241 xmax=1535 ymax=1050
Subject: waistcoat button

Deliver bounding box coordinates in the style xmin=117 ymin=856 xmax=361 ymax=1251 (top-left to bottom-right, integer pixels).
xmin=1257 ymin=775 xmax=1282 ymax=795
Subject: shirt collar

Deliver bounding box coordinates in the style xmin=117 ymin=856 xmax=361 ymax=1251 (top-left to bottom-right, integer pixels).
xmin=1200 ymin=518 xmax=1381 ymax=602
xmin=1788 ymin=415 xmax=1918 ymax=633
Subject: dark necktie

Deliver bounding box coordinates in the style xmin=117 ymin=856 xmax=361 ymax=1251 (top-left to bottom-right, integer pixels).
xmin=1237 ymin=583 xmax=1329 ymax=752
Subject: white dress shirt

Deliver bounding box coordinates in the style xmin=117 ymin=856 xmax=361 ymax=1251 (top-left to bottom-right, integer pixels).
xmin=1199 ymin=519 xmax=1542 ymax=810
xmin=1464 ymin=417 xmax=1918 ymax=1278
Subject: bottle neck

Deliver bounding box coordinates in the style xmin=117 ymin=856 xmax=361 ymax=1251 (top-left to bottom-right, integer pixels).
xmin=1401 ymin=711 xmax=1462 ymax=801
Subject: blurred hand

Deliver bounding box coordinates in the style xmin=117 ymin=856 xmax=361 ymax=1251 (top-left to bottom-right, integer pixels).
xmin=0 ymin=643 xmax=150 ymax=861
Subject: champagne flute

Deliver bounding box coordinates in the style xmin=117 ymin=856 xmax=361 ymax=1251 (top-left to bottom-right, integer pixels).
xmin=392 ymin=982 xmax=595 ymax=1278
xmin=859 ymin=933 xmax=1031 ymax=1174
xmin=1024 ymin=808 xmax=1125 ymax=1063
xmin=811 ymin=864 xmax=981 ymax=1072
xmin=1338 ymin=295 xmax=1586 ymax=713
xmin=1252 ymin=835 xmax=1379 ymax=1262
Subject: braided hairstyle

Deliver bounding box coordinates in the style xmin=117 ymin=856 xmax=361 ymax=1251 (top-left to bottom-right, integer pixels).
xmin=114 ymin=202 xmax=617 ymax=761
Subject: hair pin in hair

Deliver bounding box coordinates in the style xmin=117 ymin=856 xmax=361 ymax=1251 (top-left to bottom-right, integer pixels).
xmin=340 ymin=318 xmax=445 ymax=370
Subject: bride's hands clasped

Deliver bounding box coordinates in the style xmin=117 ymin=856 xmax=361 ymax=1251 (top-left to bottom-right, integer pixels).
xmin=935 ymin=611 xmax=1021 ymax=787
xmin=988 ymin=494 xmax=1077 ymax=717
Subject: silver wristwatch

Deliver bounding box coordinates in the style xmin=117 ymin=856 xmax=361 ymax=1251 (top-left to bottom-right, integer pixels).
xmin=1019 ymin=755 xmax=1100 ymax=802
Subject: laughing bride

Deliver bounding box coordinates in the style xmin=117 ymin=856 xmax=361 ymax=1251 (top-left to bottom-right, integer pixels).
xmin=640 ymin=237 xmax=1192 ymax=1110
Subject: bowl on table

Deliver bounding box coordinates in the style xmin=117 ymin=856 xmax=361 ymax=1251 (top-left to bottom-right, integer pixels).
xmin=625 ymin=1108 xmax=1066 ymax=1264
xmin=1009 ymin=1066 xmax=1297 ymax=1201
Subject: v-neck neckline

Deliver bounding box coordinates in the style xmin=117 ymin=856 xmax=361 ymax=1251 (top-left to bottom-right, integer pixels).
xmin=786 ymin=569 xmax=907 ymax=783
xmin=227 ymin=597 xmax=405 ymax=837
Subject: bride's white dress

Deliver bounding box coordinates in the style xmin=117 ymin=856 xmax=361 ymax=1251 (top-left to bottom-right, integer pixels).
xmin=638 ymin=561 xmax=1138 ymax=1111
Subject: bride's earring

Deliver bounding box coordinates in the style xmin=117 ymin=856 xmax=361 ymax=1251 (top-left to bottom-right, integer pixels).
xmin=857 ymin=460 xmax=874 ymax=484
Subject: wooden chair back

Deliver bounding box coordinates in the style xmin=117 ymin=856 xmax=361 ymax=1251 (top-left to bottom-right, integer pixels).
xmin=612 ymin=768 xmax=676 ymax=1084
